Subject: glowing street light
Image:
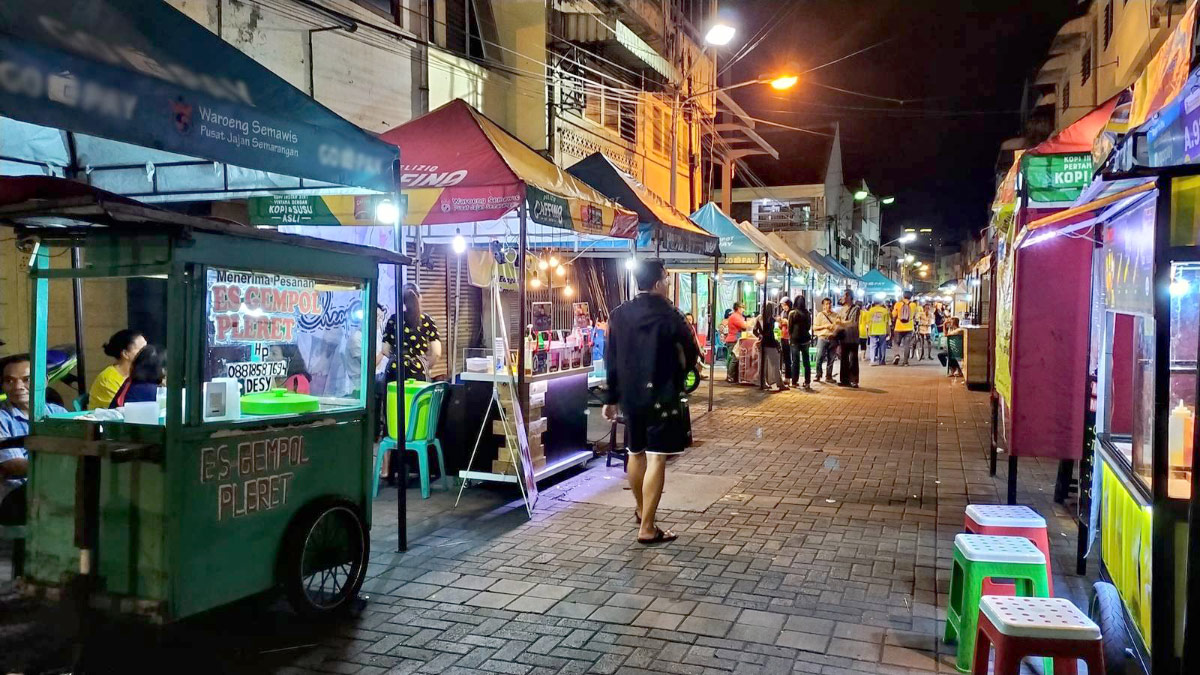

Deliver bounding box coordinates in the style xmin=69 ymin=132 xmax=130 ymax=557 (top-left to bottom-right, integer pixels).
xmin=705 ymin=23 xmax=736 ymax=46
xmin=900 ymin=232 xmax=916 ymax=243
xmin=769 ymin=75 xmax=799 ymax=91
xmin=881 ymin=196 xmax=896 ymax=205
xmin=904 ymin=254 xmax=915 ymax=263
xmin=854 ymin=189 xmax=870 ymax=201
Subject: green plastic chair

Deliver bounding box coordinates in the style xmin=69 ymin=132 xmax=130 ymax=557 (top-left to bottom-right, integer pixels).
xmin=373 ymin=382 xmax=450 ymax=499
xmin=72 ymin=393 xmax=89 ymax=412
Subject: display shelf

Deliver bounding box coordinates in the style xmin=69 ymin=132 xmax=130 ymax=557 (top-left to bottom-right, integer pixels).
xmin=459 ymin=367 xmax=593 ymax=384
xmin=458 ymin=448 xmax=593 ymax=485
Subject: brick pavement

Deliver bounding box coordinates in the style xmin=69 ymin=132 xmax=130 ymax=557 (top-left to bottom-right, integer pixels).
xmin=0 ymin=360 xmax=1092 ymax=674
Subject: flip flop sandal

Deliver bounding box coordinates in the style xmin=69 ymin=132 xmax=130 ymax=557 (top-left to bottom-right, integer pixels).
xmin=637 ymin=527 xmax=678 ymax=545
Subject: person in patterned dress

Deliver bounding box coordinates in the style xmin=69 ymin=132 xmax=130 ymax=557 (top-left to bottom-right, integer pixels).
xmin=382 ymin=283 xmax=442 ymax=382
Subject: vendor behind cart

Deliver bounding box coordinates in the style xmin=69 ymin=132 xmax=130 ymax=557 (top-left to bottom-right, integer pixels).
xmin=0 ymin=354 xmax=67 ymax=524
xmin=382 ymin=283 xmax=442 ymax=383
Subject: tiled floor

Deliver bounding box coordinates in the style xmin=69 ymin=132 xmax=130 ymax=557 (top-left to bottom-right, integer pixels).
xmin=0 ymin=357 xmax=1094 ymax=673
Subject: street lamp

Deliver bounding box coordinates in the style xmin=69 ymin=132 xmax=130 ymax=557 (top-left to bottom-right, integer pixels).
xmin=881 ymin=232 xmax=917 ymax=247
xmin=669 ymin=71 xmax=798 ymax=209
xmin=705 ymin=22 xmax=736 ymax=46
xmin=854 ymin=189 xmax=869 ymax=201
xmin=881 ymin=196 xmax=896 ymax=205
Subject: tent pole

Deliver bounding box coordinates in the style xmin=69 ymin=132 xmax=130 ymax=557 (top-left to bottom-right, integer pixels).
xmin=394 ymin=192 xmax=407 ymax=553
xmin=760 ymin=252 xmax=768 ymax=390
xmin=708 ymin=256 xmax=717 ymax=412
xmin=517 ymin=199 xmax=528 ymax=391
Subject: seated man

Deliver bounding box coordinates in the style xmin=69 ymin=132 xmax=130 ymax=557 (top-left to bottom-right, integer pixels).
xmin=0 ymin=354 xmax=67 ymax=525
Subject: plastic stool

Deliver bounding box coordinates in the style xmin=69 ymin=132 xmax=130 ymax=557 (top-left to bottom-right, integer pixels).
xmin=964 ymin=504 xmax=1053 ymax=597
xmin=606 ymin=416 xmax=628 ymax=472
xmin=972 ymin=596 xmax=1103 ymax=675
xmin=944 ymin=534 xmax=1050 ymax=673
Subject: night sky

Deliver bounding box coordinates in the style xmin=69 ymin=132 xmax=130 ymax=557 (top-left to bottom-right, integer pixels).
xmin=722 ymin=0 xmax=1081 ymax=245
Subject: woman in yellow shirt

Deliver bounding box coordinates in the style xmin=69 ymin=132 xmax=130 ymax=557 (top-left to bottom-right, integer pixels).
xmin=88 ymin=329 xmax=146 ymax=409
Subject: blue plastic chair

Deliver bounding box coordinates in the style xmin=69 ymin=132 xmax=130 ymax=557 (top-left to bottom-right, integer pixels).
xmin=373 ymin=382 xmax=449 ymax=499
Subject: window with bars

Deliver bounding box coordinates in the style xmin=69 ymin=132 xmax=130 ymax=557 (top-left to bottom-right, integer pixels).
xmin=1063 ymin=80 xmax=1071 ymax=112
xmin=1104 ymin=0 xmax=1114 ymax=49
xmin=652 ymin=107 xmax=666 ymax=156
xmin=1081 ymin=47 xmax=1092 ymax=85
xmin=582 ymin=85 xmax=631 ymax=138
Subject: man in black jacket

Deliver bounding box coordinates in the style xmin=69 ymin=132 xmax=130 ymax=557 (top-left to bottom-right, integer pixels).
xmin=603 ymin=260 xmax=699 ymax=545
xmin=787 ymin=294 xmax=813 ymax=390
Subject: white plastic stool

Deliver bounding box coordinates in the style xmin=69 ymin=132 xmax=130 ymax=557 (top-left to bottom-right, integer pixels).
xmin=954 ymin=534 xmax=1046 ymax=565
xmin=973 ymin=596 xmax=1103 ymax=674
xmin=965 ymin=504 xmax=1046 ymax=529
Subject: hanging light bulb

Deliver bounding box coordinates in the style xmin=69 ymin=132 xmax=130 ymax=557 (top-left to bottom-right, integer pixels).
xmin=538 ymin=258 xmax=549 ymax=271
xmin=754 ymin=269 xmax=766 ymax=283
xmin=451 ymin=231 xmax=467 ymax=255
xmin=531 ymin=276 xmax=542 ymax=289
xmin=555 ymin=264 xmax=566 ymax=277
xmin=563 ymin=284 xmax=575 ymax=297
xmin=548 ymin=254 xmax=559 ymax=267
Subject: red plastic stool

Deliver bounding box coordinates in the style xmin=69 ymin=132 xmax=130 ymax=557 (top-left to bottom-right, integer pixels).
xmin=964 ymin=504 xmax=1052 ymax=597
xmin=972 ymin=596 xmax=1103 ymax=675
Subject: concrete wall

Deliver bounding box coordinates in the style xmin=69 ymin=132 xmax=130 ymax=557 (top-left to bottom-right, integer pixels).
xmin=0 ymin=244 xmax=129 ymax=403
xmin=168 ymin=0 xmax=421 ymax=133
xmin=494 ymin=0 xmax=549 ymax=150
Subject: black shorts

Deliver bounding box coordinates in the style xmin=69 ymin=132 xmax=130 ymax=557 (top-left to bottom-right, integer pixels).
xmin=624 ymin=407 xmax=688 ymax=456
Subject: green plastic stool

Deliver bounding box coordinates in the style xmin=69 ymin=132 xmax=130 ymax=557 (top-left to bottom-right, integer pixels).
xmin=943 ymin=534 xmax=1050 ymax=673
xmin=374 ymin=382 xmax=450 ymax=499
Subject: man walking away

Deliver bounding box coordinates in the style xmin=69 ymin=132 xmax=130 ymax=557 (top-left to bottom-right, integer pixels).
xmin=866 ymin=300 xmax=889 ymax=365
xmin=891 ymin=291 xmax=919 ymax=366
xmin=724 ymin=303 xmax=748 ymax=382
xmin=812 ymin=297 xmax=838 ymax=383
xmin=787 ymin=294 xmax=812 ymax=390
xmin=604 ymin=260 xmax=699 ymax=545
xmin=837 ymin=291 xmax=861 ymax=388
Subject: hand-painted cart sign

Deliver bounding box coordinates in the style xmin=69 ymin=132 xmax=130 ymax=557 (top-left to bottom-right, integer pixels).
xmin=208 ymin=269 xmax=322 ymax=344
xmin=225 ymin=360 xmax=287 ymax=394
xmin=200 ymin=434 xmax=310 ymax=521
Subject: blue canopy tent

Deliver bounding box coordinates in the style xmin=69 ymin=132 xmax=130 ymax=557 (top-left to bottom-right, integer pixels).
xmin=0 ymin=0 xmax=399 ymax=199
xmin=691 ymin=202 xmax=769 ymax=313
xmin=861 ymin=269 xmax=902 ymax=299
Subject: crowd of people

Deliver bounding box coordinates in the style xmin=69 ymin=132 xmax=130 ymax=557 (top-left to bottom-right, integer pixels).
xmin=717 ymin=290 xmax=967 ymax=392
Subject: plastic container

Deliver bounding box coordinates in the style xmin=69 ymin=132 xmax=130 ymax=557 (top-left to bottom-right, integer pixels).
xmin=386 ymin=379 xmax=434 ymax=440
xmin=465 ymin=357 xmax=491 ymax=373
xmin=241 ymin=389 xmax=320 ymax=416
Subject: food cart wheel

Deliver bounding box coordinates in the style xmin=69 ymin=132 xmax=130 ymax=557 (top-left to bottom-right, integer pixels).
xmin=279 ymin=498 xmax=369 ymax=617
xmin=1089 ymin=581 xmax=1133 ymax=674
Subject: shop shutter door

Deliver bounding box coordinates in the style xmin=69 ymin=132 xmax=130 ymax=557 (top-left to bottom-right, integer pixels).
xmin=410 ymin=245 xmax=481 ymax=380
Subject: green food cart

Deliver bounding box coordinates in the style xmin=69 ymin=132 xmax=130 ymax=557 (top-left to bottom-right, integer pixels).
xmin=1 ymin=187 xmax=409 ymax=622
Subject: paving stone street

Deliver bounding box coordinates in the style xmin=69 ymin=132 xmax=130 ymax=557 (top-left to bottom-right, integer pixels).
xmin=0 ymin=359 xmax=1091 ymax=673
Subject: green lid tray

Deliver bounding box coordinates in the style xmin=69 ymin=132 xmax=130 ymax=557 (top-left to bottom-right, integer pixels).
xmin=241 ymin=388 xmax=320 ymax=415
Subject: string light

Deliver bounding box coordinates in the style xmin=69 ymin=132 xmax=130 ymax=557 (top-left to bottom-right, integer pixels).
xmin=563 ymin=284 xmax=575 ymax=297
xmin=538 ymin=258 xmax=549 ymax=271
xmin=555 ymin=265 xmax=566 ymax=277
xmin=549 ymin=255 xmax=559 ymax=267
xmin=531 ymin=277 xmax=542 ymax=289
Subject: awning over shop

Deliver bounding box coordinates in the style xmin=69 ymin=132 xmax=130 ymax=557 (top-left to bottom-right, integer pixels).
xmin=378 ymin=100 xmax=636 ymax=238
xmin=734 ymin=220 xmax=798 ymax=269
xmin=1024 ymin=179 xmax=1155 ymax=238
xmin=763 ymin=233 xmax=817 ymax=273
xmin=861 ymin=269 xmax=902 ymax=296
xmin=1029 ymin=97 xmax=1119 ymax=156
xmin=0 ymin=0 xmax=399 ymax=196
xmin=691 ymin=202 xmax=763 ymax=264
xmin=565 ymin=152 xmax=717 ymax=257
xmin=813 ymin=252 xmax=860 ymax=282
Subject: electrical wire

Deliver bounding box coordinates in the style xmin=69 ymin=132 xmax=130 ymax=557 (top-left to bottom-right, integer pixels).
xmin=717 ymin=2 xmax=800 ymax=77
xmin=801 ymin=38 xmax=896 ymax=75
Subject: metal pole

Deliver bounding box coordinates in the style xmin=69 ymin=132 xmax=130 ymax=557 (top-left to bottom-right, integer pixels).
xmin=708 ymin=256 xmax=717 ymax=411
xmin=393 ymin=171 xmax=407 ymax=552
xmin=70 ymin=249 xmax=87 ymax=393
xmin=759 ymin=252 xmax=768 ymax=390
xmin=451 ymin=251 xmax=462 ymax=379
xmin=517 ymin=199 xmax=528 ymax=394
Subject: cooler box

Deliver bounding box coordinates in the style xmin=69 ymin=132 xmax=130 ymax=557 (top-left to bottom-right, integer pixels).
xmin=387 ymin=380 xmax=434 ymax=440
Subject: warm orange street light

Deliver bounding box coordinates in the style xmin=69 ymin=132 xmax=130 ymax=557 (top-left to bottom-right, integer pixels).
xmin=769 ymin=75 xmax=799 ymax=91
